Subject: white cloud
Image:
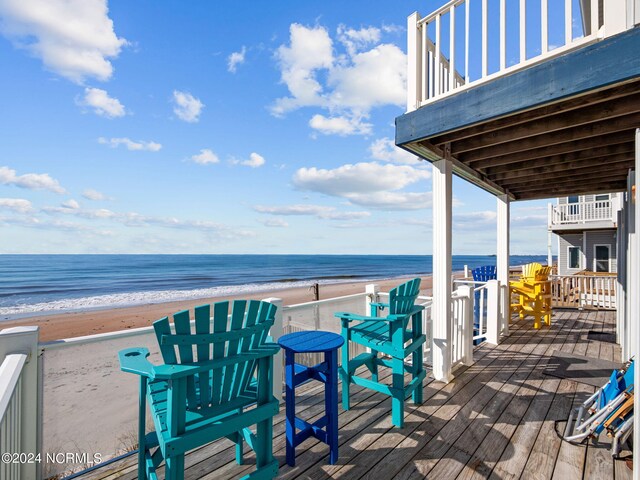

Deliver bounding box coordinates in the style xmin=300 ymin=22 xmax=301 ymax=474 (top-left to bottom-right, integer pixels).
xmin=190 ymin=149 xmax=220 ymax=165
xmin=254 ymin=204 xmax=370 ymax=221
xmin=227 ymin=46 xmax=246 ymax=73
xmin=240 ymin=152 xmax=265 ymax=168
xmin=346 ymin=191 xmax=431 ymax=210
xmin=259 ymin=218 xmax=289 ymax=228
xmin=0 ymin=198 xmax=33 ymax=213
xmin=172 ymin=90 xmax=204 ymax=123
xmin=337 ymin=25 xmax=381 ymax=56
xmin=61 ymin=199 xmax=79 ymax=209
xmin=309 ymin=114 xmax=372 ymax=136
xmin=98 ymin=137 xmax=162 ymax=151
xmin=271 ymin=24 xmax=333 ymax=117
xmin=0 ymin=166 xmax=66 ymax=193
xmin=370 ymin=137 xmax=420 ymax=165
xmin=0 ymin=0 xmax=127 ymax=83
xmin=292 ymin=162 xmax=431 ymax=211
xmin=82 ymin=189 xmax=108 ymax=201
xmin=42 ymin=204 xmax=255 ymax=238
xmin=271 ymin=23 xmax=406 ymax=136
xmin=78 ymin=87 xmax=125 ymax=118
xmin=293 ymin=162 xmax=428 ymax=196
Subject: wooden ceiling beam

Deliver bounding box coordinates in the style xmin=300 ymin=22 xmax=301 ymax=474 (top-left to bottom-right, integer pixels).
xmin=462 ymin=114 xmax=640 ymax=166
xmin=487 ymin=152 xmax=635 ymax=183
xmin=451 ymin=92 xmax=640 ymax=155
xmin=501 ymin=169 xmax=631 ymax=189
xmin=429 ymin=80 xmax=640 ymax=146
xmin=484 ymin=142 xmax=635 ymax=177
xmin=510 ymin=175 xmax=630 ymax=195
xmin=514 ymin=182 xmax=628 ymax=200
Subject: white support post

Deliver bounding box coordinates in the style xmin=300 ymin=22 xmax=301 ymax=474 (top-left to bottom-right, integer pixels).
xmin=365 ymin=284 xmax=380 ymax=316
xmin=263 ymin=297 xmax=283 ymax=400
xmin=432 ymin=158 xmax=453 ymax=383
xmin=485 ymin=280 xmax=501 ymax=345
xmin=407 ymin=12 xmax=421 ymax=112
xmin=464 ymin=264 xmax=469 ymax=279
xmin=633 ymin=129 xmax=639 ymax=480
xmin=590 ymin=0 xmax=600 ymax=35
xmin=547 ymin=230 xmax=553 ymax=267
xmin=603 ymin=0 xmax=627 ymax=36
xmin=497 ymin=194 xmax=510 ymax=338
xmin=457 ymin=285 xmax=474 ymax=366
xmin=0 ymin=326 xmax=41 ymax=480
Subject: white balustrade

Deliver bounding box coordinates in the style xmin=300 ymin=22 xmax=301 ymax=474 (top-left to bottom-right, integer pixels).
xmin=407 ymin=0 xmax=611 ymax=109
xmin=550 ymin=199 xmax=615 ymax=226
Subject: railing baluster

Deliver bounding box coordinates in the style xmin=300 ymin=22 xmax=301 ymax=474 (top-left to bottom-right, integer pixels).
xmin=435 ymin=14 xmax=441 ymax=97
xmin=482 ymin=0 xmax=488 ymax=77
xmin=465 ymin=0 xmax=470 ymax=83
xmin=500 ymin=0 xmax=506 ymax=70
xmin=541 ymin=0 xmax=548 ymax=53
xmin=565 ymin=0 xmax=572 ymax=45
xmin=421 ymin=23 xmax=428 ymax=103
xmin=519 ymin=0 xmax=526 ymax=62
xmin=450 ymin=6 xmax=456 ymax=91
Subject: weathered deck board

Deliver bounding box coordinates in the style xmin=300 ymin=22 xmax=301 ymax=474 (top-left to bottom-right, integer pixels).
xmin=73 ymin=309 xmax=630 ymax=480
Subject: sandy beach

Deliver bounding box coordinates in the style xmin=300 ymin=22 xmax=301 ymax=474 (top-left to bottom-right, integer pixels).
xmin=2 ymin=275 xmax=434 ymax=342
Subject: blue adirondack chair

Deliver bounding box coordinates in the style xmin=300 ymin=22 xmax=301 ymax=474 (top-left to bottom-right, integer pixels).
xmin=472 ymin=266 xmax=497 ymax=344
xmin=335 ymin=278 xmax=426 ymax=427
xmin=118 ymin=300 xmax=280 ymax=480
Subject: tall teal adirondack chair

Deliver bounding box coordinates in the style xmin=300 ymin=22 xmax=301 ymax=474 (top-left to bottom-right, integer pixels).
xmin=119 ymin=300 xmax=280 ymax=480
xmin=335 ymin=278 xmax=426 ymax=427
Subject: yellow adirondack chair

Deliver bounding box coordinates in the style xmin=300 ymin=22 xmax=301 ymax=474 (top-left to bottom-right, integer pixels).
xmin=510 ymin=263 xmax=552 ymax=329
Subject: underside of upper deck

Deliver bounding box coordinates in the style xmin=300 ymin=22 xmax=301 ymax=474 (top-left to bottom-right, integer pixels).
xmin=75 ymin=310 xmax=630 ymax=480
xmin=396 ymin=27 xmax=640 ymax=201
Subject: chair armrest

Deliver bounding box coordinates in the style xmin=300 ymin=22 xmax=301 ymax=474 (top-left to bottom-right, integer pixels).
xmin=153 ymin=344 xmax=281 ymax=380
xmin=118 ymin=348 xmax=156 ymax=378
xmin=369 ymin=302 xmax=390 ymax=310
xmin=334 ymin=312 xmax=390 ymax=322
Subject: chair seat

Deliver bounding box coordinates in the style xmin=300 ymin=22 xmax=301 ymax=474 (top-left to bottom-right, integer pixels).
xmin=350 ymin=321 xmax=414 ymax=348
xmin=147 ymin=379 xmax=265 ymax=449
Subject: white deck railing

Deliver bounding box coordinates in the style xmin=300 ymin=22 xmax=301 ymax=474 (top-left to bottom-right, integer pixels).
xmin=551 ymin=274 xmax=617 ymax=310
xmin=407 ymin=0 xmax=629 ymax=109
xmin=549 ymin=198 xmax=618 ymax=226
xmin=0 ymin=353 xmax=28 ymax=480
xmin=451 ymin=285 xmax=474 ymax=368
xmin=0 ymin=327 xmax=41 ymax=480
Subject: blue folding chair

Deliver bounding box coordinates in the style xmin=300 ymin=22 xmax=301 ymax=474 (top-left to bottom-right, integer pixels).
xmin=563 ymin=359 xmax=634 ymax=456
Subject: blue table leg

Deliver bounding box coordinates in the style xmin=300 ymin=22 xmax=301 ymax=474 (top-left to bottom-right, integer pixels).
xmin=284 ymin=349 xmax=296 ymax=467
xmin=325 ymin=349 xmax=339 ymax=464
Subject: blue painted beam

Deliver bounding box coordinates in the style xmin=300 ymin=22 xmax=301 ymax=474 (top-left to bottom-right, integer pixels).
xmin=396 ymin=27 xmax=640 ymax=148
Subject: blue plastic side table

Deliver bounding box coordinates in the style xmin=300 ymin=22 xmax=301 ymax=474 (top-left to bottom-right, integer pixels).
xmin=278 ymin=330 xmax=344 ymax=466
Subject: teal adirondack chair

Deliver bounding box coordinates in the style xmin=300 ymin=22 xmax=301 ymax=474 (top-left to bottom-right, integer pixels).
xmin=334 ymin=278 xmax=426 ymax=427
xmin=118 ymin=300 xmax=280 ymax=480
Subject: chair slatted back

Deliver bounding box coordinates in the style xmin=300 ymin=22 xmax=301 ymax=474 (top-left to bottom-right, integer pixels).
xmin=521 ymin=263 xmax=543 ymax=281
xmin=154 ymin=299 xmax=276 ymax=410
xmin=388 ymin=278 xmax=421 ymax=322
xmin=472 ymin=265 xmax=496 ymax=282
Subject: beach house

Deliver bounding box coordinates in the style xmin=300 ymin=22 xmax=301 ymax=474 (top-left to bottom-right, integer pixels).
xmin=549 ymin=193 xmax=623 ymax=276
xmin=1 ymin=2 xmax=640 ymax=479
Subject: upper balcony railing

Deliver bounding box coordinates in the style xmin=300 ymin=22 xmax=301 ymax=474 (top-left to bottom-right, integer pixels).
xmin=548 ymin=197 xmax=619 ymax=227
xmin=407 ymin=0 xmax=631 ymax=110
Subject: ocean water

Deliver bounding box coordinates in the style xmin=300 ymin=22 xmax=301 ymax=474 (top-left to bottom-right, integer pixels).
xmin=0 ymin=254 xmax=546 ymax=318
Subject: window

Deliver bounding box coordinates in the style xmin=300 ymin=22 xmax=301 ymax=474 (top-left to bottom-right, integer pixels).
xmin=595 ymin=194 xmax=610 ymax=201
xmin=568 ymin=196 xmax=580 ymax=216
xmin=593 ymin=244 xmax=611 ymax=272
xmin=568 ymin=246 xmax=581 ymax=269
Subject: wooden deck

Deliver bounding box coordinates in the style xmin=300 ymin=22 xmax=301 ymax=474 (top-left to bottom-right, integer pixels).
xmin=76 ymin=310 xmax=631 ymax=480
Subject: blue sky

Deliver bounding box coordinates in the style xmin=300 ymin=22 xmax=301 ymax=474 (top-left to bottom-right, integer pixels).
xmin=0 ymin=0 xmax=556 ymax=255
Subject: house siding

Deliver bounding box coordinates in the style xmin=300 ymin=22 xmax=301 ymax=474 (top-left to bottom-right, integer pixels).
xmin=586 ymin=230 xmax=617 ymax=273
xmin=557 ymin=230 xmax=617 ymax=275
xmin=558 ymin=234 xmax=584 ymax=275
